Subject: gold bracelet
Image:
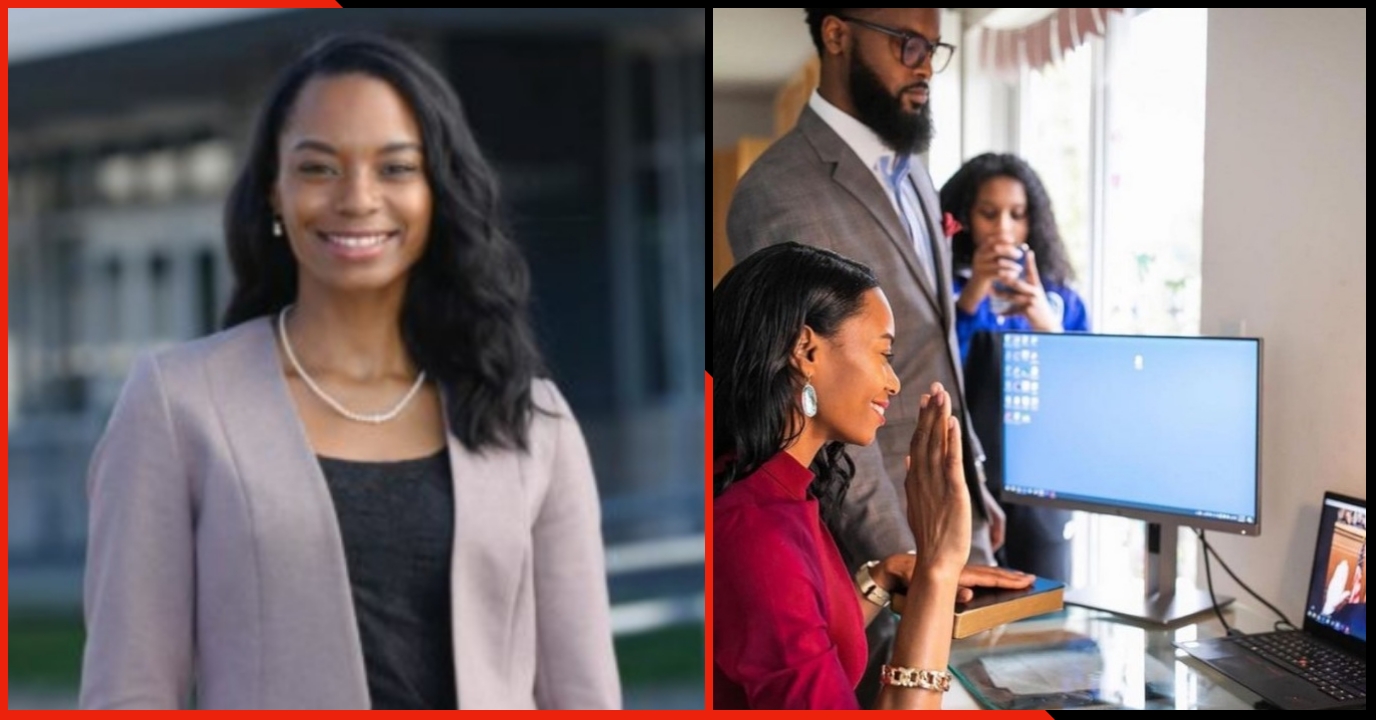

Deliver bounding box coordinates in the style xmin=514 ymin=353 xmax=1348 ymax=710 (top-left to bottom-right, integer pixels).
xmin=879 ymin=664 xmax=952 ymax=692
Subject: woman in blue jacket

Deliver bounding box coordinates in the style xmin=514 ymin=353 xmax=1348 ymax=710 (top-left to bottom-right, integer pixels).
xmin=939 ymin=153 xmax=1089 ymax=362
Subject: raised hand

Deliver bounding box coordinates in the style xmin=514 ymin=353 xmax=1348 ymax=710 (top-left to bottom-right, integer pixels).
xmin=903 ymin=382 xmax=972 ymax=578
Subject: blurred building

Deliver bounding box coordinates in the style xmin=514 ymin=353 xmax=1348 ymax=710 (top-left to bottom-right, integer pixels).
xmin=7 ymin=8 xmax=704 ymax=621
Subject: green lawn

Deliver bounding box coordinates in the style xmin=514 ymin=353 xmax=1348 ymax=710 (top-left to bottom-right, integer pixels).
xmin=613 ymin=623 xmax=705 ymax=686
xmin=9 ymin=613 xmax=86 ymax=690
xmin=11 ymin=614 xmax=703 ymax=691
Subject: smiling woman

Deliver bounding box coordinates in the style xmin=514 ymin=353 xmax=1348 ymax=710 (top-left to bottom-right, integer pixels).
xmin=711 ymin=242 xmax=991 ymax=710
xmin=78 ymin=34 xmax=621 ymax=710
xmin=271 ymin=76 xmax=432 ymax=289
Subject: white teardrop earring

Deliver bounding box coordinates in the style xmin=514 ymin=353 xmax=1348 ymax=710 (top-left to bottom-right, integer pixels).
xmin=273 ymin=217 xmax=283 ymax=237
xmin=801 ymin=378 xmax=818 ymax=418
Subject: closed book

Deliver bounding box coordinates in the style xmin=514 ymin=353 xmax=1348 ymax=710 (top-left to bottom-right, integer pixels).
xmin=951 ymin=577 xmax=1065 ymax=639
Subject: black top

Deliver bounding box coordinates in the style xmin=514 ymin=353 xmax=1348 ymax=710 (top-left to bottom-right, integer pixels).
xmin=318 ymin=449 xmax=457 ymax=710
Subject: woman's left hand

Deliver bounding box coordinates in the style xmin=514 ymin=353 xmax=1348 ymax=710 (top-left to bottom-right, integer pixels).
xmin=994 ymin=248 xmax=1063 ymax=332
xmin=879 ymin=554 xmax=1036 ymax=608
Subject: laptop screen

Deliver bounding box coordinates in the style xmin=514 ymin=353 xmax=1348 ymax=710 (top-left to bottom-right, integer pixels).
xmin=1304 ymin=494 xmax=1367 ymax=643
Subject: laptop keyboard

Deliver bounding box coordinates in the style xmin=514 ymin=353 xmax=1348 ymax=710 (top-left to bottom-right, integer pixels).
xmin=1235 ymin=632 xmax=1367 ymax=702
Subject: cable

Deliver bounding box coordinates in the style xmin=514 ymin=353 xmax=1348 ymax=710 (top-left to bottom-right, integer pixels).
xmin=1198 ymin=529 xmax=1233 ymax=635
xmin=1195 ymin=529 xmax=1297 ymax=633
xmin=1200 ymin=530 xmax=1297 ymax=629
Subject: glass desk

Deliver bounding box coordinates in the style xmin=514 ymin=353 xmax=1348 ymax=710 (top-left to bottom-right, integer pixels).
xmin=944 ymin=601 xmax=1279 ymax=710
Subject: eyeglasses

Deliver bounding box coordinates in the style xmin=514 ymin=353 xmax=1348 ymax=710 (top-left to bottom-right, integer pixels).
xmin=835 ymin=15 xmax=956 ymax=74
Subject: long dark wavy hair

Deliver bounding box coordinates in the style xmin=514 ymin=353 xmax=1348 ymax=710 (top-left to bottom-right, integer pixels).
xmin=712 ymin=242 xmax=880 ymax=525
xmin=222 ymin=33 xmax=546 ymax=452
xmin=939 ymin=152 xmax=1076 ymax=287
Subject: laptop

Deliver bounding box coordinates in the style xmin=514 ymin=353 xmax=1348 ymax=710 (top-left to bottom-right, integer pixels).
xmin=1176 ymin=491 xmax=1366 ymax=710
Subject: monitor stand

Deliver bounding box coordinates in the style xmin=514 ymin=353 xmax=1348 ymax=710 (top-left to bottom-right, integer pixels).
xmin=1065 ymin=521 xmax=1234 ymax=625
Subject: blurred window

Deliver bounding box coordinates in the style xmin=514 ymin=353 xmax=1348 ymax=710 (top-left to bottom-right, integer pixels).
xmin=1015 ymin=7 xmax=1208 ymax=590
xmin=96 ymin=153 xmax=139 ymax=205
xmin=185 ymin=138 xmax=234 ymax=198
xmin=142 ymin=148 xmax=180 ymax=203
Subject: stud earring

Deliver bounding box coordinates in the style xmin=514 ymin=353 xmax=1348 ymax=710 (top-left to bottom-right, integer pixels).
xmin=273 ymin=218 xmax=283 ymax=237
xmin=801 ymin=377 xmax=818 ymax=418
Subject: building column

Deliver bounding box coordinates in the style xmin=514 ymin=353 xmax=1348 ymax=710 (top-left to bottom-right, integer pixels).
xmin=120 ymin=247 xmax=151 ymax=366
xmin=169 ymin=247 xmax=197 ymax=340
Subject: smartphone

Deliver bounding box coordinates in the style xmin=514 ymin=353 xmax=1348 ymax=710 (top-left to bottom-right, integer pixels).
xmin=989 ymin=244 xmax=1028 ymax=316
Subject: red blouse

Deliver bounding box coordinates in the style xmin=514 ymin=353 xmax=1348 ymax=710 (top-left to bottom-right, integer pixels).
xmin=713 ymin=451 xmax=867 ymax=710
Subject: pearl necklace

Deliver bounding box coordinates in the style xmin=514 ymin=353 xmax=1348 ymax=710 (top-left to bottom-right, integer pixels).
xmin=277 ymin=305 xmax=427 ymax=425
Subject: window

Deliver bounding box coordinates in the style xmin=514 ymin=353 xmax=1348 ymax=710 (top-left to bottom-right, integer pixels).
xmin=184 ymin=138 xmax=235 ymax=198
xmin=1019 ymin=40 xmax=1093 ymax=285
xmin=142 ymin=148 xmax=180 ymax=203
xmin=689 ymin=47 xmax=706 ymax=366
xmin=96 ymin=152 xmax=139 ymax=205
xmin=1098 ymin=8 xmax=1208 ymax=336
xmin=927 ymin=8 xmax=966 ymax=187
xmin=972 ymin=8 xmax=1210 ymax=590
xmin=625 ymin=46 xmax=700 ymax=401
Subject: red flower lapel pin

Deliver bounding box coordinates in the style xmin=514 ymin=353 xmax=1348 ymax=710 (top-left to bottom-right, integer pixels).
xmin=942 ymin=212 xmax=963 ymax=239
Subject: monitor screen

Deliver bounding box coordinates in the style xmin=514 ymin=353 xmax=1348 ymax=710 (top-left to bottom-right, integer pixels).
xmin=1305 ymin=494 xmax=1366 ymax=643
xmin=999 ymin=332 xmax=1261 ymax=534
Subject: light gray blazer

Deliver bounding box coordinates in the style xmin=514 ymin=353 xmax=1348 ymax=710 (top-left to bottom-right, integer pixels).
xmin=78 ymin=316 xmax=622 ymax=709
xmin=726 ymin=105 xmax=988 ymax=569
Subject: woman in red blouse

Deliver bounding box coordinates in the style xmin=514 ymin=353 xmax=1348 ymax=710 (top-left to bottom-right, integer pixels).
xmin=713 ymin=242 xmax=983 ymax=710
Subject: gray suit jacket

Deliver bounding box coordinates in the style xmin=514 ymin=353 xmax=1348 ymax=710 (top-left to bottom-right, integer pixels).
xmin=78 ymin=316 xmax=621 ymax=709
xmin=726 ymin=104 xmax=988 ymax=570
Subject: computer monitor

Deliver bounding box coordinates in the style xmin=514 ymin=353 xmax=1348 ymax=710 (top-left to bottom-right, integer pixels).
xmin=997 ymin=331 xmax=1262 ymax=624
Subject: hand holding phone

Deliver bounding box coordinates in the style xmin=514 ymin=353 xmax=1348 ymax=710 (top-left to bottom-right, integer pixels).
xmin=988 ymin=243 xmax=1028 ymax=316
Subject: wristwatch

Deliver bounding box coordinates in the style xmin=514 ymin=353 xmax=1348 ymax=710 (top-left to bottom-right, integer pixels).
xmin=854 ymin=559 xmax=892 ymax=608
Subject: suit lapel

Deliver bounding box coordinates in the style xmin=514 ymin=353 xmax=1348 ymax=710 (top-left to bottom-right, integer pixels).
xmin=209 ymin=317 xmax=370 ymax=708
xmin=798 ymin=106 xmax=944 ymax=318
xmin=908 ymin=157 xmax=954 ymax=332
xmin=440 ymin=392 xmax=528 ymax=708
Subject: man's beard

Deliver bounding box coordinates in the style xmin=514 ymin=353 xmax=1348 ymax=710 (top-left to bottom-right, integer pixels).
xmin=849 ymin=55 xmax=934 ymax=156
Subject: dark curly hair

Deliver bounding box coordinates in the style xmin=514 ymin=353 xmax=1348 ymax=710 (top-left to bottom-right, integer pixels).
xmin=222 ymin=33 xmax=547 ymax=452
xmin=712 ymin=242 xmax=879 ymax=525
xmin=939 ymin=152 xmax=1076 ymax=287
